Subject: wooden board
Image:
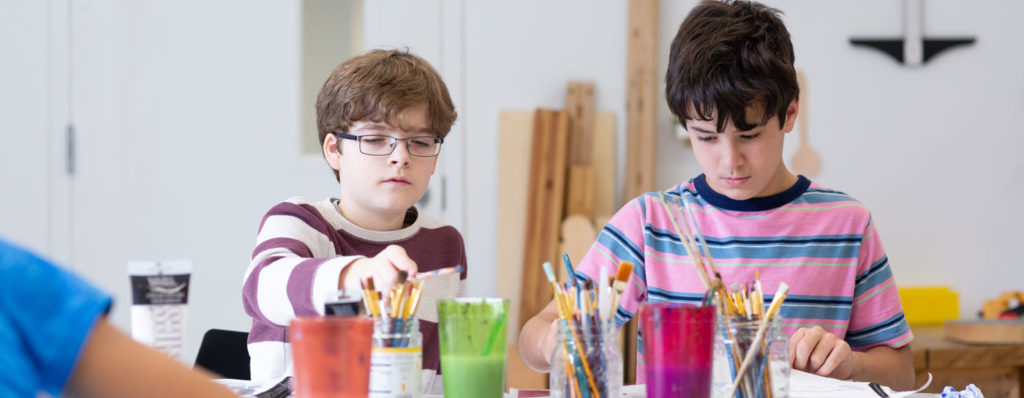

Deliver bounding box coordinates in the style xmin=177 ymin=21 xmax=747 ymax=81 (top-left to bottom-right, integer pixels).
xmin=913 ymin=325 xmax=1024 ymax=398
xmin=624 ymin=0 xmax=658 ymax=202
xmin=519 ymin=109 xmax=569 ymax=333
xmin=558 ymin=215 xmax=597 ymax=282
xmin=497 ymin=111 xmax=534 ymax=343
xmin=592 ymin=112 xmax=616 ymax=225
xmin=506 ymin=343 xmax=548 ymax=390
xmin=566 ymin=81 xmax=595 ymax=165
xmin=945 ymin=319 xmax=1024 ymax=345
xmin=565 ymin=82 xmax=596 ymax=219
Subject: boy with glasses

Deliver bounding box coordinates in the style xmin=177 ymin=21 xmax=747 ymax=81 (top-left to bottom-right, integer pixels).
xmin=242 ymin=50 xmax=466 ymax=392
xmin=519 ymin=0 xmax=915 ymax=390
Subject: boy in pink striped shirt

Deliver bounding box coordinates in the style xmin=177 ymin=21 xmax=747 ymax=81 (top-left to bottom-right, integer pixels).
xmin=519 ymin=0 xmax=914 ymax=390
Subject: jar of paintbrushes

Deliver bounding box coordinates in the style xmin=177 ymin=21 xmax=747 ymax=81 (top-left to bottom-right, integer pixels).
xmin=714 ymin=316 xmax=789 ymax=398
xmin=712 ymin=283 xmax=791 ymax=398
xmin=370 ymin=317 xmax=421 ymax=398
xmin=362 ymin=272 xmax=425 ymax=398
xmin=550 ymin=318 xmax=622 ymax=398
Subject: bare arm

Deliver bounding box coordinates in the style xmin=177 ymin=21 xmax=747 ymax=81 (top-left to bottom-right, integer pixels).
xmin=517 ymin=299 xmax=560 ymax=372
xmin=850 ymin=344 xmax=915 ymax=391
xmin=790 ymin=326 xmax=915 ymax=390
xmin=66 ymin=318 xmax=237 ymax=398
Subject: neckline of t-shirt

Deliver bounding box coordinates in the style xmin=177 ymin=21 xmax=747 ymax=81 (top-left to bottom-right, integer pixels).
xmin=692 ymin=173 xmax=810 ymax=212
xmin=320 ymin=198 xmax=422 ymax=242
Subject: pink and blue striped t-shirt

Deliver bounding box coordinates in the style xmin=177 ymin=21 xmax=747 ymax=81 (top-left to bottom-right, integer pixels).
xmin=574 ymin=175 xmax=912 ymax=372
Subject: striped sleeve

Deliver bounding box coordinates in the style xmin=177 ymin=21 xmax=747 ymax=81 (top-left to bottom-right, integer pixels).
xmin=242 ymin=200 xmax=362 ymax=327
xmin=575 ymin=196 xmax=649 ymax=329
xmin=845 ymin=214 xmax=913 ymax=350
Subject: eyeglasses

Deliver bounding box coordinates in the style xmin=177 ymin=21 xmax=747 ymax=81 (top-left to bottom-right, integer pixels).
xmin=336 ymin=133 xmax=443 ymax=157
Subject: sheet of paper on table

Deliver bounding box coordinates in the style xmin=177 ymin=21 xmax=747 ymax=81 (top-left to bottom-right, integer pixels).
xmin=789 ymin=370 xmax=934 ymax=398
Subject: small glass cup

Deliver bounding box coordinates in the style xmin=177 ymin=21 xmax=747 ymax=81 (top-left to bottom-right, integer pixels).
xmin=437 ymin=298 xmax=509 ymax=398
xmin=549 ymin=318 xmax=623 ymax=398
xmin=370 ymin=317 xmax=422 ymax=398
xmin=712 ymin=316 xmax=790 ymax=398
xmin=639 ymin=303 xmax=716 ymax=398
xmin=289 ymin=316 xmax=374 ymax=398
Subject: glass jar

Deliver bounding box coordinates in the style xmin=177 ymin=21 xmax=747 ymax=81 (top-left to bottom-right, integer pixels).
xmin=712 ymin=316 xmax=789 ymax=398
xmin=549 ymin=318 xmax=622 ymax=398
xmin=370 ymin=317 xmax=422 ymax=398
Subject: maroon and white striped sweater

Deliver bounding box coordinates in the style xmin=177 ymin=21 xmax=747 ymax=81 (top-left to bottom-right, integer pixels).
xmin=242 ymin=197 xmax=466 ymax=386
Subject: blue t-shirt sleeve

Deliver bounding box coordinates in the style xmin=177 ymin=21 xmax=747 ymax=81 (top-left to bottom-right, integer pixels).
xmin=0 ymin=239 xmax=112 ymax=396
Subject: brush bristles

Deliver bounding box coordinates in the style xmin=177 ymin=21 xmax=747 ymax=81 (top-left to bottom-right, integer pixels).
xmin=397 ymin=270 xmax=408 ymax=284
xmin=615 ymin=261 xmax=633 ymax=282
xmin=542 ymin=262 xmax=556 ymax=282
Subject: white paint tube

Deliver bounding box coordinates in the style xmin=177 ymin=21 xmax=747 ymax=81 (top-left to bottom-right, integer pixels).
xmin=128 ymin=260 xmax=192 ymax=362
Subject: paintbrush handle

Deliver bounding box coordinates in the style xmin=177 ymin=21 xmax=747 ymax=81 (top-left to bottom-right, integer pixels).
xmin=725 ymin=319 xmax=772 ymax=398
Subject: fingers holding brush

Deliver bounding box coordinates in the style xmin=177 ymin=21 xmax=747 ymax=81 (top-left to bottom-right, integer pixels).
xmin=348 ymin=245 xmax=418 ymax=294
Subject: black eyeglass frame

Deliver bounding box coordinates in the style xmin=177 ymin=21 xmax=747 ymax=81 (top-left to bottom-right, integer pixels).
xmin=336 ymin=132 xmax=444 ymax=157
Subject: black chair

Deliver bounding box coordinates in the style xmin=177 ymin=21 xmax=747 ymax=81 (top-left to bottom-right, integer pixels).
xmin=194 ymin=329 xmax=251 ymax=380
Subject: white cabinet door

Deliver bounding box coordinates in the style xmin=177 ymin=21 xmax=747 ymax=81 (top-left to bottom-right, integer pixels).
xmin=68 ymin=0 xmax=326 ymax=362
xmin=0 ymin=1 xmax=69 ymax=259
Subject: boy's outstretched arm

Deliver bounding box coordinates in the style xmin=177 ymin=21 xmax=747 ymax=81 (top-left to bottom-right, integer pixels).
xmin=67 ymin=317 xmax=237 ymax=398
xmin=518 ymin=299 xmax=561 ymax=372
xmin=789 ymin=326 xmax=915 ymax=391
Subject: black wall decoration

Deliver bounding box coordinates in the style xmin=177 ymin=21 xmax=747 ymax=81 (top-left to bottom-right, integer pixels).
xmin=850 ymin=0 xmax=975 ymax=67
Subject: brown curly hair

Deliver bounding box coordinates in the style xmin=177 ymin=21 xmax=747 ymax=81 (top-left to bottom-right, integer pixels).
xmin=315 ymin=49 xmax=457 ymax=180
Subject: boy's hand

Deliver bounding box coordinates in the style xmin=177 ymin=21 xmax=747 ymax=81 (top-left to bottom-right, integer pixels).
xmin=341 ymin=245 xmax=418 ymax=292
xmin=789 ymin=326 xmax=859 ymax=380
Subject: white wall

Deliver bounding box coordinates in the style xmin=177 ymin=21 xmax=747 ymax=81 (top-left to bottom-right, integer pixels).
xmin=2 ymin=0 xmax=1021 ymax=367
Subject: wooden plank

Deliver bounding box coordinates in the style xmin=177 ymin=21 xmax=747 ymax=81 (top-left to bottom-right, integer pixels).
xmin=592 ymin=112 xmax=616 ymax=225
xmin=565 ymin=82 xmax=596 ymax=219
xmin=566 ymin=81 xmax=595 ymax=165
xmin=558 ymin=215 xmax=597 ymax=282
xmin=914 ymin=325 xmax=1024 ymax=369
xmin=913 ymin=325 xmax=1024 ymax=397
xmin=519 ymin=109 xmax=569 ymax=333
xmin=506 ymin=343 xmax=548 ymax=390
xmin=496 ymin=110 xmax=534 ymax=343
xmin=624 ymin=0 xmax=658 ymax=202
xmin=566 ymin=166 xmax=595 ymax=219
xmin=946 ymin=319 xmax=1024 ymax=345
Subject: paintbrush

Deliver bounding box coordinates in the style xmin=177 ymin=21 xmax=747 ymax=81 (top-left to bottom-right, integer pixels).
xmin=598 ymin=265 xmax=610 ymax=318
xmin=413 ymin=265 xmax=464 ymax=280
xmin=607 ymin=261 xmax=634 ymax=320
xmin=542 ymin=262 xmax=568 ymax=316
xmin=659 ymin=193 xmax=712 ymax=289
xmin=726 ymin=282 xmax=790 ymax=398
xmin=682 ymin=197 xmax=720 ymax=277
xmin=360 ymin=279 xmax=376 ymax=317
xmin=364 ymin=277 xmax=381 ymax=317
xmin=390 ymin=270 xmax=409 ymax=317
xmin=562 ymin=252 xmax=577 ymax=288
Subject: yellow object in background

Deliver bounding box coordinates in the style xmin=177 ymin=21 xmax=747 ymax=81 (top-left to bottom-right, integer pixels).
xmin=898 ymin=286 xmax=960 ymax=326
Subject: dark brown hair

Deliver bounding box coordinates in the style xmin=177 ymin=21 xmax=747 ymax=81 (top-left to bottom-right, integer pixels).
xmin=316 ymin=49 xmax=457 ymax=179
xmin=665 ymin=0 xmax=798 ymax=132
